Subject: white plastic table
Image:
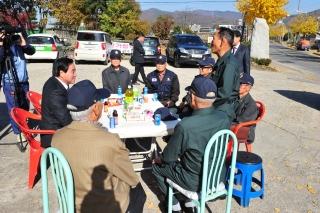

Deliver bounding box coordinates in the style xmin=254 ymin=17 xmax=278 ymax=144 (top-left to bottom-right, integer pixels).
xmin=98 ymin=94 xmax=179 ymax=171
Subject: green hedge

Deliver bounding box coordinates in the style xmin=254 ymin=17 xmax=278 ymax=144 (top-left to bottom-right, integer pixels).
xmin=251 ymin=57 xmax=272 ymax=66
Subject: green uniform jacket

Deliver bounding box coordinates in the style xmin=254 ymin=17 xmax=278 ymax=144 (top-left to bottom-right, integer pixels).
xmin=161 ymin=106 xmax=230 ymax=191
xmin=211 ymin=50 xmax=240 ymax=121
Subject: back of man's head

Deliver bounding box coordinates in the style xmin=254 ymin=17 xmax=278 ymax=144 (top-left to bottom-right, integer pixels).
xmin=218 ymin=27 xmax=234 ymax=48
xmin=233 ymin=30 xmax=241 ymax=38
xmin=52 ymin=57 xmax=74 ymax=77
xmin=190 ymin=75 xmax=217 ymax=108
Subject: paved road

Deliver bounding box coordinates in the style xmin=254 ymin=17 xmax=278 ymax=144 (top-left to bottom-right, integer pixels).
xmin=269 ymin=43 xmax=320 ymax=79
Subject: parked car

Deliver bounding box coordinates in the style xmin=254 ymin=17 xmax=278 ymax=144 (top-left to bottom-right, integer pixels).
xmin=25 ymin=34 xmax=68 ymax=62
xmin=166 ymin=34 xmax=211 ymax=68
xmin=296 ymin=40 xmax=311 ymax=51
xmin=312 ymin=40 xmax=320 ymax=52
xmin=130 ymin=35 xmax=161 ymax=65
xmin=74 ymin=30 xmax=112 ymax=65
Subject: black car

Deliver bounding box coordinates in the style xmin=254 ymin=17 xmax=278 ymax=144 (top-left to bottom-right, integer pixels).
xmin=131 ymin=36 xmax=161 ymax=65
xmin=166 ymin=34 xmax=211 ymax=67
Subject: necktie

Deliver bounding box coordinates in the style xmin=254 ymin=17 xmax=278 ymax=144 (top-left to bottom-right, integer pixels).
xmin=232 ymin=46 xmax=237 ymax=54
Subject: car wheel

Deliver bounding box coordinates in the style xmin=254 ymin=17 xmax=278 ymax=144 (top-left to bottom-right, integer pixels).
xmin=103 ymin=58 xmax=108 ymax=65
xmin=166 ymin=50 xmax=170 ymax=61
xmin=75 ymin=60 xmax=80 ymax=65
xmin=174 ymin=55 xmax=181 ymax=68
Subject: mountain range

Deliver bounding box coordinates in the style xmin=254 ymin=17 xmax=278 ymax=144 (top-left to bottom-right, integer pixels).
xmin=140 ymin=8 xmax=242 ymax=27
xmin=141 ymin=8 xmax=320 ymax=27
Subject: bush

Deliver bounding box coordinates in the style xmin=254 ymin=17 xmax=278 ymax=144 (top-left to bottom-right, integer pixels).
xmin=251 ymin=57 xmax=272 ymax=66
xmin=242 ymin=41 xmax=250 ymax=46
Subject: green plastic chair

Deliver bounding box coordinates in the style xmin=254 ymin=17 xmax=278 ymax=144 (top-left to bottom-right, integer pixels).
xmin=40 ymin=147 xmax=74 ymax=213
xmin=167 ymin=129 xmax=238 ymax=213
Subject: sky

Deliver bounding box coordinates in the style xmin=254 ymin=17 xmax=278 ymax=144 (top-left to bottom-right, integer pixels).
xmin=137 ymin=0 xmax=320 ymax=15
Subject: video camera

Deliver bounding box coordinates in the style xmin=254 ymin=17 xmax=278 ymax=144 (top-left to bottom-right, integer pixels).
xmin=0 ymin=25 xmax=24 ymax=44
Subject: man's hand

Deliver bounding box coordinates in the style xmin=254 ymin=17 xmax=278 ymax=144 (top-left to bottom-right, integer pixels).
xmin=152 ymin=157 xmax=162 ymax=165
xmin=0 ymin=33 xmax=4 ymax=46
xmin=19 ymin=34 xmax=26 ymax=47
xmin=178 ymin=101 xmax=187 ymax=109
xmin=166 ymin=100 xmax=174 ymax=107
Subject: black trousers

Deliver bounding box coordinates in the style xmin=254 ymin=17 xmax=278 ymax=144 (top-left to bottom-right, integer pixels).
xmin=132 ymin=63 xmax=146 ymax=84
xmin=125 ymin=182 xmax=146 ymax=213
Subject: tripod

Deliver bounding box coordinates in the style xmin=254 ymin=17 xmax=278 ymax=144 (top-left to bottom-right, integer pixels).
xmin=4 ymin=48 xmax=29 ymax=152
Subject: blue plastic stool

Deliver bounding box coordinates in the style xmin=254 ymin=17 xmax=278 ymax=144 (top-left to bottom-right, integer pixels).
xmin=231 ymin=151 xmax=264 ymax=207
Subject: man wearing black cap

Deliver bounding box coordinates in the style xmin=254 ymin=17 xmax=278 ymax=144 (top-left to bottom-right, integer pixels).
xmin=233 ymin=73 xmax=258 ymax=142
xmin=146 ymin=54 xmax=180 ymax=113
xmin=177 ymin=56 xmax=215 ymax=118
xmin=51 ymin=80 xmax=146 ymax=213
xmin=102 ymin=49 xmax=130 ymax=94
xmin=152 ymin=76 xmax=229 ymax=213
xmin=210 ymin=27 xmax=240 ymax=123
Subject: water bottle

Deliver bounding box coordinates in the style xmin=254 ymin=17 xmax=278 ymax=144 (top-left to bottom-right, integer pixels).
xmin=118 ymin=87 xmax=122 ymax=96
xmin=109 ymin=117 xmax=116 ymax=129
xmin=154 ymin=114 xmax=161 ymax=126
xmin=143 ymin=87 xmax=148 ymax=94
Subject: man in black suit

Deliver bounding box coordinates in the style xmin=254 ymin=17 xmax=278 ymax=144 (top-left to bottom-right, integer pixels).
xmin=40 ymin=57 xmax=77 ymax=147
xmin=232 ymin=30 xmax=250 ymax=74
xmin=132 ymin=34 xmax=146 ymax=85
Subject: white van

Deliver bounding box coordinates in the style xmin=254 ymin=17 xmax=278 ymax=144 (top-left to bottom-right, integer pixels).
xmin=74 ymin=30 xmax=112 ymax=65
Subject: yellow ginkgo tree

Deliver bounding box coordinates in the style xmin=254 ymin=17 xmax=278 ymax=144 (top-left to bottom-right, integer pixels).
xmin=270 ymin=24 xmax=286 ymax=41
xmin=235 ymin=0 xmax=289 ymax=25
xmin=289 ymin=15 xmax=318 ymax=37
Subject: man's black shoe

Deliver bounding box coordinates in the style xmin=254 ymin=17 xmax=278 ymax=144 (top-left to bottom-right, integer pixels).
xmin=184 ymin=206 xmax=198 ymax=213
xmin=159 ymin=201 xmax=183 ymax=213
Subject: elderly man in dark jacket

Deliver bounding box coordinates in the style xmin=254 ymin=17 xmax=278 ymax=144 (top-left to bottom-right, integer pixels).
xmin=132 ymin=34 xmax=147 ymax=85
xmin=102 ymin=49 xmax=130 ymax=94
xmin=233 ymin=73 xmax=258 ymax=142
xmin=40 ymin=57 xmax=77 ymax=147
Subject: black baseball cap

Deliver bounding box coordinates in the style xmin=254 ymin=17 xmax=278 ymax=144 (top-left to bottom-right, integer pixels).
xmin=198 ymin=57 xmax=215 ymax=67
xmin=153 ymin=107 xmax=178 ymax=121
xmin=190 ymin=75 xmax=217 ymax=99
xmin=110 ymin=49 xmax=122 ymax=58
xmin=240 ymin=73 xmax=254 ymax=86
xmin=68 ymin=80 xmax=110 ymax=111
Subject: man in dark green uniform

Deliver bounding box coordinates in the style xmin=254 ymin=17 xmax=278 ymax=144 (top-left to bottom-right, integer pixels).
xmin=210 ymin=27 xmax=240 ymax=123
xmin=152 ymin=75 xmax=230 ymax=213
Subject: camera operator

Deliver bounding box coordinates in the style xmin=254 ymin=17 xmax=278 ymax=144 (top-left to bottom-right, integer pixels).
xmin=0 ymin=22 xmax=35 ymax=142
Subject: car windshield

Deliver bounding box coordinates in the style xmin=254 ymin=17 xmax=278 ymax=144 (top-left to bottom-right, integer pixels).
xmin=27 ymin=36 xmax=54 ymax=44
xmin=77 ymin=32 xmax=104 ymax=41
xmin=142 ymin=37 xmax=159 ymax=47
xmin=177 ymin=36 xmax=203 ymax=45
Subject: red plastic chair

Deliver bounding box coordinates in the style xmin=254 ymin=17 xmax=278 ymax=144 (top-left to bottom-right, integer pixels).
xmin=11 ymin=108 xmax=55 ymax=189
xmin=27 ymin=91 xmax=42 ymax=115
xmin=228 ymin=101 xmax=266 ymax=157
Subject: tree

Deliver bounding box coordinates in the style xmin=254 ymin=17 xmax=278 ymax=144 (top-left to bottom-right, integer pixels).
xmin=0 ymin=0 xmax=35 ymax=36
xmin=40 ymin=0 xmax=85 ymax=30
xmin=99 ymin=0 xmax=149 ymax=39
xmin=270 ymin=24 xmax=285 ymax=41
xmin=176 ymin=7 xmax=199 ymax=28
xmin=235 ymin=0 xmax=289 ymax=25
xmin=289 ymin=15 xmax=318 ymax=37
xmin=171 ymin=26 xmax=182 ymax=35
xmin=152 ymin=15 xmax=174 ymax=39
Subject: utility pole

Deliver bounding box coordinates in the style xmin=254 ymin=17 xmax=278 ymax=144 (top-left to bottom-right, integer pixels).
xmin=298 ymin=0 xmax=300 ymax=14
